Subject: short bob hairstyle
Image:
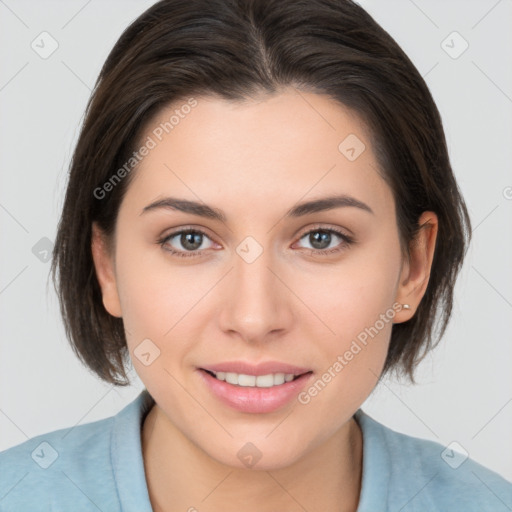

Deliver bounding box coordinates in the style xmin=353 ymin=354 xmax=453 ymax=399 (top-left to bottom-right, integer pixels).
xmin=51 ymin=0 xmax=471 ymax=386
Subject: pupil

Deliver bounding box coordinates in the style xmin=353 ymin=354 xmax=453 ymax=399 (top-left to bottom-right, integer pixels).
xmin=182 ymin=232 xmax=202 ymax=250
xmin=311 ymin=231 xmax=330 ymax=249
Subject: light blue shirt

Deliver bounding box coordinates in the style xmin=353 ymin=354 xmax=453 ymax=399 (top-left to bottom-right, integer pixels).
xmin=1 ymin=389 xmax=511 ymax=511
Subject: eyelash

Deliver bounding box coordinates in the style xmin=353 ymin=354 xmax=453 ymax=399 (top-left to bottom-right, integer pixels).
xmin=157 ymin=225 xmax=355 ymax=259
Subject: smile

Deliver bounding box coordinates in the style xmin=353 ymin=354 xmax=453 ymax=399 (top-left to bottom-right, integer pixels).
xmin=198 ymin=367 xmax=314 ymax=413
xmin=205 ymin=370 xmax=301 ymax=388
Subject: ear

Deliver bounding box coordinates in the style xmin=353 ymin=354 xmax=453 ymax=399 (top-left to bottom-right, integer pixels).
xmin=91 ymin=222 xmax=122 ymax=318
xmin=394 ymin=211 xmax=438 ymax=323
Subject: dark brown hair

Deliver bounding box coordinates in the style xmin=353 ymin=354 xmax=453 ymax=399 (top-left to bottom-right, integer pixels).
xmin=50 ymin=0 xmax=471 ymax=385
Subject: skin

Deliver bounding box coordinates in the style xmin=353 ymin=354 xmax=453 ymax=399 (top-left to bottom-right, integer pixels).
xmin=92 ymin=88 xmax=438 ymax=512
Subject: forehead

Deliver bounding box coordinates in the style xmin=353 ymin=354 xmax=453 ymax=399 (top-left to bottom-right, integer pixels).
xmin=121 ymin=89 xmax=394 ymax=222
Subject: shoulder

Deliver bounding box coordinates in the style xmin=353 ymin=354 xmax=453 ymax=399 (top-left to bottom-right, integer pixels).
xmin=0 ymin=414 xmax=119 ymax=511
xmin=355 ymin=409 xmax=512 ymax=512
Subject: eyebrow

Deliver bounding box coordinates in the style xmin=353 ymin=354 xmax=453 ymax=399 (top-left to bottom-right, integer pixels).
xmin=140 ymin=194 xmax=374 ymax=221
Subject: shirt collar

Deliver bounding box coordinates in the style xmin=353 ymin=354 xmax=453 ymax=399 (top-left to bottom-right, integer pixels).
xmin=354 ymin=408 xmax=391 ymax=511
xmin=111 ymin=388 xmax=155 ymax=512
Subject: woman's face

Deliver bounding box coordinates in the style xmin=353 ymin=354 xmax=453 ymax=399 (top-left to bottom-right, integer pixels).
xmin=93 ymin=89 xmax=433 ymax=469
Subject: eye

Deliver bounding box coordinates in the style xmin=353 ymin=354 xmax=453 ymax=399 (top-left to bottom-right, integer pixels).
xmin=157 ymin=228 xmax=216 ymax=258
xmin=157 ymin=225 xmax=355 ymax=259
xmin=294 ymin=226 xmax=354 ymax=256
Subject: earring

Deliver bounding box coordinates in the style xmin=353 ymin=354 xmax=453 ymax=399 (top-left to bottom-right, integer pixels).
xmin=402 ymin=304 xmax=410 ymax=309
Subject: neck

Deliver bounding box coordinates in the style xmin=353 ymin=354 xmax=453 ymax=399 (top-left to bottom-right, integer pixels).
xmin=141 ymin=404 xmax=363 ymax=512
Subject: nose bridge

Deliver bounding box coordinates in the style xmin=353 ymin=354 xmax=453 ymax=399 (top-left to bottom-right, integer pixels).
xmin=220 ymin=238 xmax=290 ymax=340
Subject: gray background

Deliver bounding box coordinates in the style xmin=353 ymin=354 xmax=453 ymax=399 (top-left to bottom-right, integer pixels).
xmin=1 ymin=0 xmax=511 ymax=482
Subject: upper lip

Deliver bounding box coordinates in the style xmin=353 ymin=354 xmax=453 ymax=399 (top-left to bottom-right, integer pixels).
xmin=200 ymin=361 xmax=312 ymax=376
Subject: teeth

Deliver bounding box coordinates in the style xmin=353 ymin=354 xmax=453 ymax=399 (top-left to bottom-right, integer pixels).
xmin=238 ymin=374 xmax=256 ymax=386
xmin=225 ymin=372 xmax=238 ymax=385
xmin=211 ymin=371 xmax=299 ymax=387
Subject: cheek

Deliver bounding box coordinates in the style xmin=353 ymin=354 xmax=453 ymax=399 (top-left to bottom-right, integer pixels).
xmin=116 ymin=270 xmax=170 ymax=338
xmin=293 ymin=232 xmax=401 ymax=400
xmin=113 ymin=237 xmax=180 ymax=344
xmin=295 ymin=262 xmax=398 ymax=428
xmin=299 ymin=242 xmax=400 ymax=343
xmin=114 ymin=232 xmax=181 ymax=323
xmin=113 ymin=238 xmax=215 ymax=376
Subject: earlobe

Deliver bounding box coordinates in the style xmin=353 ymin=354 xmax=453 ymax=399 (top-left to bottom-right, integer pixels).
xmin=395 ymin=211 xmax=439 ymax=322
xmin=91 ymin=222 xmax=123 ymax=318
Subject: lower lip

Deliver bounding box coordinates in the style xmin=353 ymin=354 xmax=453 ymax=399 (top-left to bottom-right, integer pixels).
xmin=197 ymin=369 xmax=313 ymax=414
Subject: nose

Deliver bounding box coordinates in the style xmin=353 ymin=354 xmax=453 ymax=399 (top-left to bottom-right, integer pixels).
xmin=218 ymin=244 xmax=294 ymax=344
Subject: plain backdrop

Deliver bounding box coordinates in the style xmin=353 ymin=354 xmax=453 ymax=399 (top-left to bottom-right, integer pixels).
xmin=1 ymin=0 xmax=511 ymax=482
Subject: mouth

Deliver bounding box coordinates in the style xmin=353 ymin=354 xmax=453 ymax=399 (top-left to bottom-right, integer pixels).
xmin=200 ymin=369 xmax=311 ymax=388
xmin=197 ymin=365 xmax=314 ymax=414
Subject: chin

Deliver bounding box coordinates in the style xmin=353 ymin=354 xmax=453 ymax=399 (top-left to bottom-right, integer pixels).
xmin=203 ymin=436 xmax=311 ymax=472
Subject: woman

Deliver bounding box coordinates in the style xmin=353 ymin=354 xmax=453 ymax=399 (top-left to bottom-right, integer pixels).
xmin=1 ymin=0 xmax=511 ymax=510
